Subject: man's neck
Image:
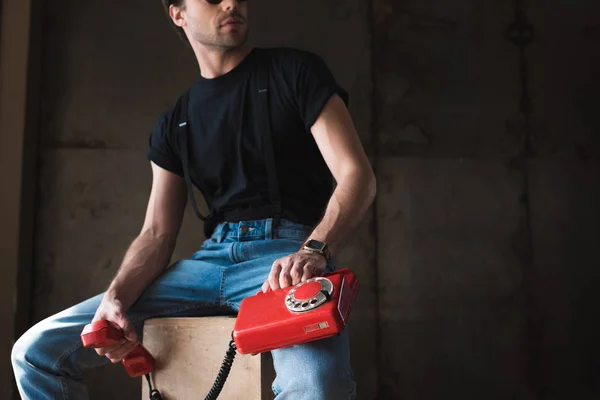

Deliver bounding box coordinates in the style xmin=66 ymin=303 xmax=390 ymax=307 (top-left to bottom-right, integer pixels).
xmin=192 ymin=45 xmax=253 ymax=79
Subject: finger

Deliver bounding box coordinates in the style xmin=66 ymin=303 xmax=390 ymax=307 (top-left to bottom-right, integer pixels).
xmin=268 ymin=262 xmax=282 ymax=291
xmin=290 ymin=262 xmax=303 ymax=285
xmin=96 ymin=340 xmax=127 ymax=357
xmin=314 ymin=262 xmax=326 ymax=276
xmin=261 ymin=280 xmax=270 ymax=293
xmin=94 ymin=340 xmax=127 ymax=356
xmin=279 ymin=261 xmax=293 ymax=289
xmin=301 ymin=262 xmax=316 ymax=282
xmin=121 ymin=320 xmax=137 ymax=342
xmin=106 ymin=341 xmax=138 ymax=363
xmin=106 ymin=342 xmax=135 ymax=363
xmin=112 ymin=313 xmax=137 ymax=342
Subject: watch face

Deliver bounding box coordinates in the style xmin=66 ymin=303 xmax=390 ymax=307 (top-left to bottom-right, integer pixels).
xmin=306 ymin=240 xmax=326 ymax=252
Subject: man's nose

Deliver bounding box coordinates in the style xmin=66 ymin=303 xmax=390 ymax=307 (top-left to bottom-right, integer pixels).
xmin=220 ymin=0 xmax=240 ymax=12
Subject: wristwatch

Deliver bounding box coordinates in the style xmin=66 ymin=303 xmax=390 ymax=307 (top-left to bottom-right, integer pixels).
xmin=301 ymin=239 xmax=331 ymax=261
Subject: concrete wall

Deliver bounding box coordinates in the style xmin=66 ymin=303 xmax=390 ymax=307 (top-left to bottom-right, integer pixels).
xmin=7 ymin=0 xmax=599 ymax=399
xmin=0 ymin=0 xmax=40 ymax=398
xmin=374 ymin=0 xmax=600 ymax=399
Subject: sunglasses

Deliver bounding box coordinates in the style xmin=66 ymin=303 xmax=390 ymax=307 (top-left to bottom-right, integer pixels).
xmin=169 ymin=0 xmax=247 ymax=5
xmin=205 ymin=0 xmax=247 ymax=4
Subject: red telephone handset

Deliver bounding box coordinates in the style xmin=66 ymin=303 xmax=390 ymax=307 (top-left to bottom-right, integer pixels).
xmin=80 ymin=320 xmax=155 ymax=377
xmin=233 ymin=268 xmax=359 ymax=355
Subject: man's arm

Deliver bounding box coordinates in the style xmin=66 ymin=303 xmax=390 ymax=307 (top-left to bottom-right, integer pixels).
xmin=305 ymin=94 xmax=376 ymax=256
xmin=263 ymin=94 xmax=376 ymax=291
xmin=92 ymin=161 xmax=187 ymax=362
xmin=103 ymin=161 xmax=188 ymax=309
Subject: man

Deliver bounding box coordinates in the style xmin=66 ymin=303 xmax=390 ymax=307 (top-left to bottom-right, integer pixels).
xmin=11 ymin=0 xmax=376 ymax=398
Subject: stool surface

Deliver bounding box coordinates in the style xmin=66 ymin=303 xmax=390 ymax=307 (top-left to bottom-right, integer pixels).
xmin=141 ymin=317 xmax=275 ymax=400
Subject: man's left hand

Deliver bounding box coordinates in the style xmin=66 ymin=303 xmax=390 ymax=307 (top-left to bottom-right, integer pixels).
xmin=261 ymin=250 xmax=327 ymax=293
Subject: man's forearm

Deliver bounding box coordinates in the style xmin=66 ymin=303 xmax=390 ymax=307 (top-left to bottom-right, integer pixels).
xmin=308 ymin=166 xmax=376 ymax=257
xmin=104 ymin=230 xmax=177 ymax=310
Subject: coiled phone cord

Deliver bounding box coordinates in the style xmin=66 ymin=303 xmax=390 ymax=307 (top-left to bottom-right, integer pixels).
xmin=145 ymin=374 xmax=163 ymax=400
xmin=205 ymin=339 xmax=238 ymax=400
xmin=143 ymin=339 xmax=237 ymax=400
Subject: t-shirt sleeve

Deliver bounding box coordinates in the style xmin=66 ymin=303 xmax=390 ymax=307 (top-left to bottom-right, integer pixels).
xmin=293 ymin=51 xmax=349 ymax=131
xmin=146 ymin=111 xmax=184 ymax=177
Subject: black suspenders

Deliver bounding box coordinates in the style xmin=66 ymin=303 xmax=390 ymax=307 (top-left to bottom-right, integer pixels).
xmin=177 ymin=90 xmax=209 ymax=222
xmin=176 ymin=54 xmax=282 ymax=233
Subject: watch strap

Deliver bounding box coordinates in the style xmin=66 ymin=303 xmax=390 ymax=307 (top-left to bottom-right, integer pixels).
xmin=301 ymin=240 xmax=332 ymax=261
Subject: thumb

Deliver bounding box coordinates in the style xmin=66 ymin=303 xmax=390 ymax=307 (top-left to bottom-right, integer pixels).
xmin=261 ymin=280 xmax=269 ymax=293
xmin=113 ymin=313 xmax=137 ymax=342
xmin=122 ymin=320 xmax=138 ymax=342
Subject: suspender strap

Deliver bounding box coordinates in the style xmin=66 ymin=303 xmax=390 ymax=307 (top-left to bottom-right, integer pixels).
xmin=256 ymin=56 xmax=283 ymax=231
xmin=178 ymin=90 xmax=210 ymax=222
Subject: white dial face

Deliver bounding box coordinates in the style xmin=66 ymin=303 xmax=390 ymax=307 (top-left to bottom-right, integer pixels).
xmin=285 ymin=277 xmax=334 ymax=313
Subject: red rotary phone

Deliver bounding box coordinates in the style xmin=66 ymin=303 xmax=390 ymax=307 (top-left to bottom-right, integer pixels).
xmin=233 ymin=268 xmax=359 ymax=354
xmin=80 ymin=320 xmax=155 ymax=377
xmin=79 ymin=268 xmax=359 ymax=400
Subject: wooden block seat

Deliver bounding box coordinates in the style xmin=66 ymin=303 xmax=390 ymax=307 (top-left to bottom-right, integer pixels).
xmin=141 ymin=317 xmax=275 ymax=400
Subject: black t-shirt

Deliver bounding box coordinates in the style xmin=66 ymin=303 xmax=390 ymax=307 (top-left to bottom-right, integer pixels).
xmin=146 ymin=47 xmax=348 ymax=232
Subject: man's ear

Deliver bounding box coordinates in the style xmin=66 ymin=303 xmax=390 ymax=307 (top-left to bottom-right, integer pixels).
xmin=169 ymin=4 xmax=186 ymax=28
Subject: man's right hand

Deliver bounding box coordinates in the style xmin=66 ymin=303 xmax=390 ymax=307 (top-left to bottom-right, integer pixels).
xmin=91 ymin=296 xmax=138 ymax=364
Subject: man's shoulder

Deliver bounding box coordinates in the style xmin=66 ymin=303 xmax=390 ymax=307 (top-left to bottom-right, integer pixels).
xmin=151 ymin=91 xmax=187 ymax=135
xmin=154 ymin=103 xmax=176 ymax=127
xmin=260 ymin=46 xmax=325 ymax=67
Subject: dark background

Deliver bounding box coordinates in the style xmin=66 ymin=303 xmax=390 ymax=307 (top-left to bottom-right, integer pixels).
xmin=1 ymin=0 xmax=599 ymax=399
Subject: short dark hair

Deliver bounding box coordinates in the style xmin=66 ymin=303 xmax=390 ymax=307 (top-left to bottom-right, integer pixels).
xmin=161 ymin=0 xmax=190 ymax=46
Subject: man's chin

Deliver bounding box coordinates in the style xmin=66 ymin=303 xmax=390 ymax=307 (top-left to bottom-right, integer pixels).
xmin=220 ymin=33 xmax=248 ymax=49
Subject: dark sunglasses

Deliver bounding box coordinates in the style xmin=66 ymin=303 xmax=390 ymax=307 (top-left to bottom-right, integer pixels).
xmin=169 ymin=0 xmax=247 ymax=5
xmin=205 ymin=0 xmax=247 ymax=4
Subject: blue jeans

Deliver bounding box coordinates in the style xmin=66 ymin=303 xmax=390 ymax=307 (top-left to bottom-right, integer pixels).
xmin=11 ymin=218 xmax=356 ymax=399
